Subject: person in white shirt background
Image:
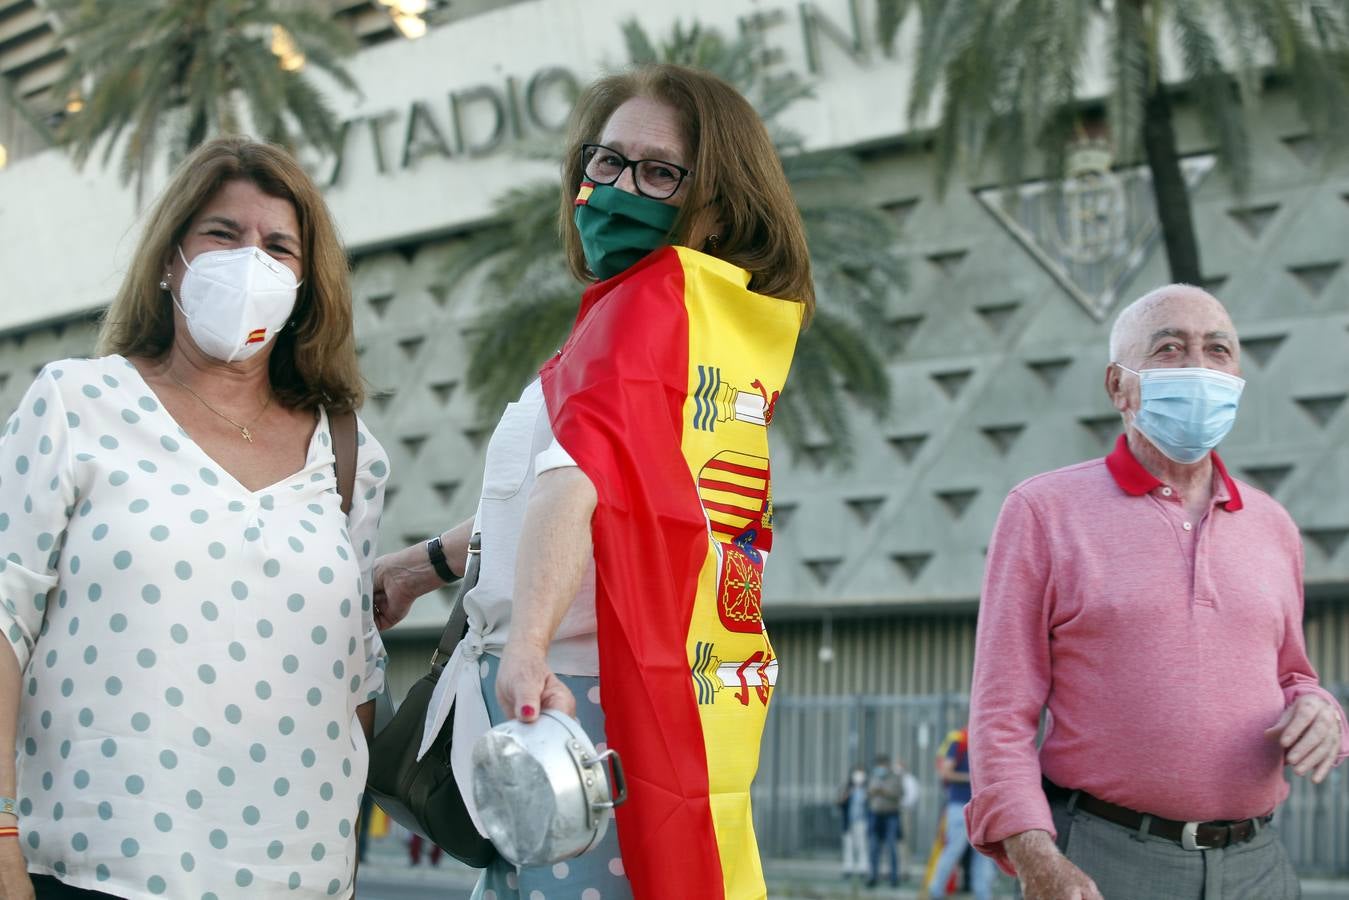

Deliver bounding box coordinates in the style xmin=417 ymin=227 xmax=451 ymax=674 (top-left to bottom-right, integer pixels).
xmin=0 ymin=136 xmax=388 ymax=900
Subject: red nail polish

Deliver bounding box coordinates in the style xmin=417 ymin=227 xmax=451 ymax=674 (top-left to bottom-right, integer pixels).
xmin=521 ymin=705 xmax=536 ymax=718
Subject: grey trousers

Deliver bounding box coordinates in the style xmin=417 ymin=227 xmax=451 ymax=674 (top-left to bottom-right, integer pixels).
xmin=1049 ymin=795 xmax=1300 ymax=900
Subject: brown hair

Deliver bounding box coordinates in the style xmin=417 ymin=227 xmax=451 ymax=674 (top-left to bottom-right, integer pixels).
xmin=559 ymin=64 xmax=814 ymax=318
xmin=96 ymin=136 xmax=364 ymax=412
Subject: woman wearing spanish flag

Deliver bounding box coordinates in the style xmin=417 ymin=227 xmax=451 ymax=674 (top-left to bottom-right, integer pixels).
xmin=374 ymin=63 xmax=812 ymax=899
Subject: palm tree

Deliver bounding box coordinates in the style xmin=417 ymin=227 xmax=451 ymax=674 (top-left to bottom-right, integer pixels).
xmin=877 ymin=0 xmax=1349 ymax=284
xmin=457 ymin=21 xmax=904 ymax=464
xmin=48 ymin=0 xmax=358 ymax=200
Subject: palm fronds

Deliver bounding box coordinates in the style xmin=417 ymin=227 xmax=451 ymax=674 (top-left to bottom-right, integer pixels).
xmin=47 ymin=0 xmax=357 ymax=200
xmin=889 ymin=0 xmax=1349 ymax=192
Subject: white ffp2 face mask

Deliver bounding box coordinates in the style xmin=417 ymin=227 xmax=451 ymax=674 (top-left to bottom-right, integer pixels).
xmin=173 ymin=245 xmax=300 ymax=363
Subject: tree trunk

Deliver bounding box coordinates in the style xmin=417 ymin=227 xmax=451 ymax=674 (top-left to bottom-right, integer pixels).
xmin=1142 ymin=84 xmax=1203 ymax=284
xmin=186 ymin=112 xmax=208 ymax=152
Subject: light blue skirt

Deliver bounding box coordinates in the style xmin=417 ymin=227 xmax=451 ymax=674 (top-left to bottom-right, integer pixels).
xmin=471 ymin=653 xmax=633 ymax=900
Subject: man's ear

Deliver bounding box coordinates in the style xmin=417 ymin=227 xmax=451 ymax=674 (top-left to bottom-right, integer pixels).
xmin=1105 ymin=363 xmax=1133 ymax=414
xmin=1104 ymin=364 xmax=1117 ymax=394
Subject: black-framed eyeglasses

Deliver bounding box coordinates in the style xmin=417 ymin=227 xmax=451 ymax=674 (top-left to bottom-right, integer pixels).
xmin=581 ymin=143 xmax=691 ymax=200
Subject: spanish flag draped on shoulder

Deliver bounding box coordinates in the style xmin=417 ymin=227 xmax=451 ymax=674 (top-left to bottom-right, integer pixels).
xmin=540 ymin=245 xmax=802 ymax=899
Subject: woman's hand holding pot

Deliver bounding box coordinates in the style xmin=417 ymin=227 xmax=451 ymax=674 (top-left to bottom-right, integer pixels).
xmin=496 ymin=640 xmax=577 ymax=723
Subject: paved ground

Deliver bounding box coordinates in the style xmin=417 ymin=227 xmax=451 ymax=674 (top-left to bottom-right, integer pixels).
xmin=355 ymin=840 xmax=1349 ymax=899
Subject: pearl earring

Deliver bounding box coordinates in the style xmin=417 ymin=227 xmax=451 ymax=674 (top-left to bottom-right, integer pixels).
xmin=159 ymin=273 xmax=171 ymax=291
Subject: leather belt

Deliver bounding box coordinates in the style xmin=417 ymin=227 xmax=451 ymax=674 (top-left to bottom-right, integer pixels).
xmin=1043 ymin=779 xmax=1271 ymax=851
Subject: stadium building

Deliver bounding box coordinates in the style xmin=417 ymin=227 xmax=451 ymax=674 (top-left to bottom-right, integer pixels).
xmin=1 ymin=0 xmax=1346 ymax=872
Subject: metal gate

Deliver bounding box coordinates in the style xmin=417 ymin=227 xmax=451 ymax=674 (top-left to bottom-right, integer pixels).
xmin=752 ymin=693 xmax=969 ymax=866
xmin=752 ymin=687 xmax=1349 ymax=876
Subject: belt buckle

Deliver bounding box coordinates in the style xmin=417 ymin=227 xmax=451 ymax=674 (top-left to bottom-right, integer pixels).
xmin=1180 ymin=821 xmax=1211 ymax=851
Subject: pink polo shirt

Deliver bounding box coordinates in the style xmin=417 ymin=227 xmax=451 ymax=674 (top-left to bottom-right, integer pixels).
xmin=967 ymin=436 xmax=1349 ymax=872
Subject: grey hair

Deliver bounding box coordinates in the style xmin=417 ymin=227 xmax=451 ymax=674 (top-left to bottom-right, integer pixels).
xmin=1108 ymin=283 xmax=1201 ymax=363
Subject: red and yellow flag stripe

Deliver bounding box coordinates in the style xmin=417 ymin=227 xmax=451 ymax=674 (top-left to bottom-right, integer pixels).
xmin=541 ymin=246 xmax=801 ymax=899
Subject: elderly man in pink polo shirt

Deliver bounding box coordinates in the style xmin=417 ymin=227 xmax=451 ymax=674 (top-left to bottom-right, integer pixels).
xmin=967 ymin=285 xmax=1349 ymax=900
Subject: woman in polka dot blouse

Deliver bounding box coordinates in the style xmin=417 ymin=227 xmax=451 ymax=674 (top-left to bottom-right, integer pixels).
xmin=0 ymin=137 xmax=389 ymax=899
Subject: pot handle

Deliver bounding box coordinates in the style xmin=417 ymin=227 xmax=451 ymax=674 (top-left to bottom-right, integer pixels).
xmin=588 ymin=748 xmax=628 ymax=810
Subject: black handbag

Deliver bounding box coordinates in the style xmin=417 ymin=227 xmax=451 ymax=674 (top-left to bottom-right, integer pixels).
xmin=366 ymin=533 xmax=498 ymax=867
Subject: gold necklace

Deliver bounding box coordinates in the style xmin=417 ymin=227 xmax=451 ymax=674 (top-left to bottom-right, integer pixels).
xmin=167 ymin=373 xmax=274 ymax=443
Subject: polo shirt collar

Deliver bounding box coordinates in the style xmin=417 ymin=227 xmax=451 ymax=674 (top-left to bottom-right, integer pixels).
xmin=1105 ymin=434 xmax=1244 ymax=511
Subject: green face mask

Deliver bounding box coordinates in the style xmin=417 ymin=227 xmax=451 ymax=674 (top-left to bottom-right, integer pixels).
xmin=573 ymin=183 xmax=679 ymax=281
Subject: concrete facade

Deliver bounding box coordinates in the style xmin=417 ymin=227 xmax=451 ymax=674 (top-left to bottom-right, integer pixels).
xmin=2 ymin=0 xmax=1347 ymax=671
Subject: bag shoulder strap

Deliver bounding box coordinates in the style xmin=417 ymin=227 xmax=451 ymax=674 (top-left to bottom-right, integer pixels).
xmin=329 ymin=409 xmax=358 ymax=517
xmin=431 ymin=533 xmax=480 ymax=674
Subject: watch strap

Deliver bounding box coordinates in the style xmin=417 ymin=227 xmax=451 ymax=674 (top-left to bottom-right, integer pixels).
xmin=426 ymin=536 xmax=458 ymax=584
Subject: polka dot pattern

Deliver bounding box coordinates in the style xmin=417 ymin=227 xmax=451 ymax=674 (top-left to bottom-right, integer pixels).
xmin=474 ymin=653 xmax=630 ymax=899
xmin=1 ymin=358 xmax=391 ymax=898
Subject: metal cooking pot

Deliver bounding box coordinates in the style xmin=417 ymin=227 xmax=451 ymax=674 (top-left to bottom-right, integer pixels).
xmin=471 ymin=709 xmax=627 ymax=867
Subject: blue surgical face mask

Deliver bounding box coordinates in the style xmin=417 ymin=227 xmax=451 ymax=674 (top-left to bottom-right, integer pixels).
xmin=1116 ymin=364 xmax=1245 ymax=464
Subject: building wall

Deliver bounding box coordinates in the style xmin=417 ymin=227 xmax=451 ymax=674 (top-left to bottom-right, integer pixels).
xmin=5 ymin=87 xmax=1349 ymax=660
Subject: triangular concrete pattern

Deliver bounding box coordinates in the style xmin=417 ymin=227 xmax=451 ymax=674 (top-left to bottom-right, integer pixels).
xmin=891 ymin=553 xmax=932 ymax=581
xmin=428 ymin=381 xmax=458 ymax=406
xmin=772 ymin=502 xmax=798 ymax=531
xmin=397 ymin=336 xmax=426 ymax=361
xmin=1242 ymin=334 xmax=1287 ymax=368
xmin=844 ymin=496 xmax=886 ymax=525
xmin=367 ymin=294 xmax=395 ymax=318
xmin=882 ymin=197 xmax=921 ymax=233
xmin=432 ymin=481 xmax=459 ymax=506
xmin=1200 ymin=274 xmax=1228 ymax=295
xmin=1287 ymin=261 xmax=1342 ymax=297
xmin=980 ymin=424 xmax=1025 ymax=456
xmin=935 ymin=488 xmax=979 ymax=519
xmin=1303 ymin=527 xmax=1349 ymax=560
xmin=974 ymin=301 xmax=1021 ymax=336
xmin=925 ymin=249 xmax=969 ymax=278
xmin=803 ymin=558 xmax=842 ymax=586
xmin=1026 ymin=357 xmax=1072 ymax=389
xmin=1242 ymin=465 xmax=1294 ymax=496
xmin=887 ymin=434 xmax=928 ymax=463
xmin=461 ymin=426 xmax=490 ymax=451
xmin=818 ymin=233 xmax=1091 ymax=604
xmin=930 ymin=368 xmax=974 ymax=400
xmin=1079 ymin=415 xmax=1120 ymax=447
xmin=1227 ymin=203 xmax=1280 ymax=240
xmin=399 ymin=434 xmax=428 ymax=457
xmin=1294 ymin=394 xmax=1347 ymax=427
xmin=888 ymin=315 xmax=924 ymax=355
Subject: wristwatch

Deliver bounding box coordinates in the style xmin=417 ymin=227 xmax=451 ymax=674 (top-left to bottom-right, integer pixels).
xmin=425 ymin=536 xmax=459 ymax=584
